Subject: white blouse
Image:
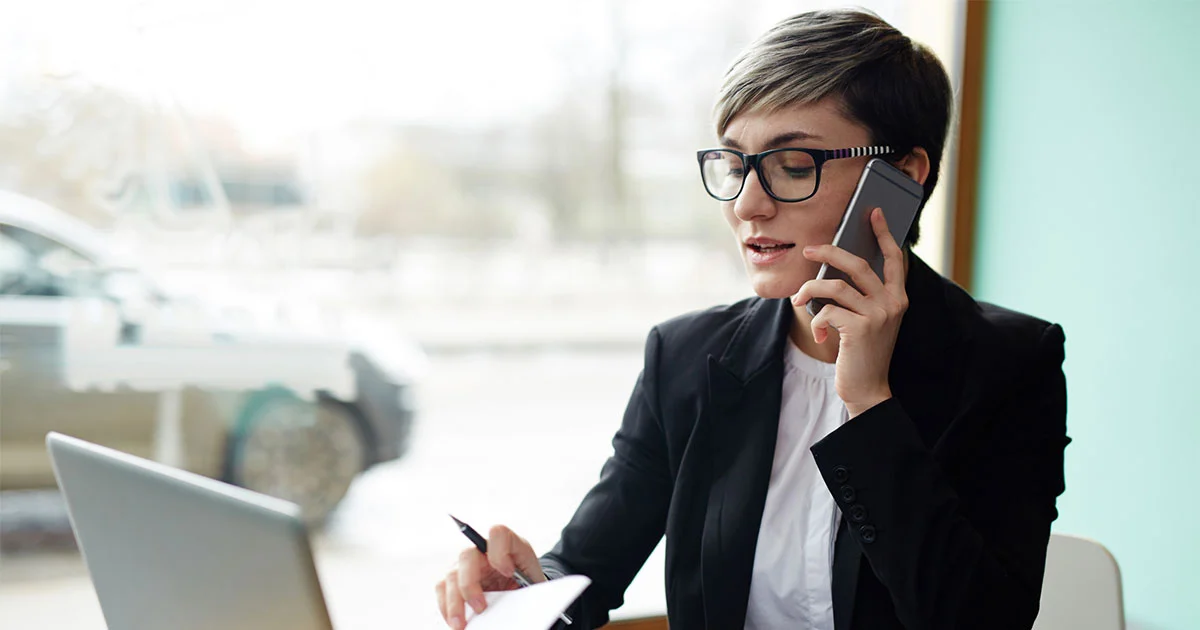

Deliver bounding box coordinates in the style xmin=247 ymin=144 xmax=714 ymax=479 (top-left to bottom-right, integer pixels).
xmin=744 ymin=340 xmax=848 ymax=630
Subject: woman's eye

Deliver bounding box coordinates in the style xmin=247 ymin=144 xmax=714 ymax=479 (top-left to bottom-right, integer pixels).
xmin=727 ymin=168 xmax=745 ymax=178
xmin=783 ymin=167 xmax=815 ymax=178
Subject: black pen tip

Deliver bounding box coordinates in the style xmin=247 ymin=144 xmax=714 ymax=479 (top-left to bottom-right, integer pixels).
xmin=449 ymin=514 xmax=466 ymax=528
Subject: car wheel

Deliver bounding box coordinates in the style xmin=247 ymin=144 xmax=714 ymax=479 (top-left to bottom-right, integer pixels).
xmin=225 ymin=391 xmax=368 ymax=525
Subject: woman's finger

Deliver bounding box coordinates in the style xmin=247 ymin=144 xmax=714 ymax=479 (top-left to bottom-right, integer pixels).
xmin=802 ymin=242 xmax=885 ymax=296
xmin=792 ymin=279 xmax=869 ymax=315
xmin=488 ymin=524 xmax=546 ymax=584
xmin=870 ymin=208 xmax=905 ymax=290
xmin=435 ymin=578 xmax=448 ymax=624
xmin=443 ymin=570 xmax=467 ymax=630
xmin=810 ymin=303 xmax=864 ymax=345
xmin=457 ymin=547 xmax=490 ymax=615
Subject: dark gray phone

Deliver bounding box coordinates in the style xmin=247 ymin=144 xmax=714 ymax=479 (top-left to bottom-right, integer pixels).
xmin=806 ymin=158 xmax=924 ymax=317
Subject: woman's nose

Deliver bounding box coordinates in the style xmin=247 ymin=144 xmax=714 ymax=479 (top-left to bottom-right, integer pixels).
xmin=732 ymin=169 xmax=778 ymax=222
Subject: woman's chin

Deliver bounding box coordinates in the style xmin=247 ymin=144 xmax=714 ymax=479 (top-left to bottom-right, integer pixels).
xmin=743 ymin=259 xmax=817 ymax=299
xmin=747 ymin=275 xmax=805 ymax=300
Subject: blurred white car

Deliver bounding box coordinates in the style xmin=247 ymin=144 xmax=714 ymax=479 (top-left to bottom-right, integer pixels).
xmin=0 ymin=190 xmax=425 ymax=523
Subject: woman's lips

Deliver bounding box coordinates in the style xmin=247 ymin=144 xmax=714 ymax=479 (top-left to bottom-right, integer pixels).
xmin=745 ymin=242 xmax=795 ymax=266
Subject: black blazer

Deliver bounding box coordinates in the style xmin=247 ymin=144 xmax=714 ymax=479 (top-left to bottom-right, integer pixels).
xmin=541 ymin=254 xmax=1069 ymax=630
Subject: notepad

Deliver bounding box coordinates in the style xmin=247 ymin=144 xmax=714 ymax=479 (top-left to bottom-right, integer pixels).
xmin=464 ymin=575 xmax=591 ymax=630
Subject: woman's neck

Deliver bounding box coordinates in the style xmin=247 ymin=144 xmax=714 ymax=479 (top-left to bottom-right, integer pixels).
xmin=789 ymin=305 xmax=839 ymax=364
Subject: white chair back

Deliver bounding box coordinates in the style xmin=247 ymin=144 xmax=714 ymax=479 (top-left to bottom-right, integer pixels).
xmin=1032 ymin=533 xmax=1124 ymax=630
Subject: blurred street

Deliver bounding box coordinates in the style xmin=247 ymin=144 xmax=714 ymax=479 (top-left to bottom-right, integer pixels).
xmin=0 ymin=348 xmax=670 ymax=629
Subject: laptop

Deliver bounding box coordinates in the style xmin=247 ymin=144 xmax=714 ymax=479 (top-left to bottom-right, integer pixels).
xmin=46 ymin=432 xmax=335 ymax=630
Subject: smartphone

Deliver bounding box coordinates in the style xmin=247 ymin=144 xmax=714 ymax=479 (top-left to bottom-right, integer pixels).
xmin=806 ymin=158 xmax=924 ymax=317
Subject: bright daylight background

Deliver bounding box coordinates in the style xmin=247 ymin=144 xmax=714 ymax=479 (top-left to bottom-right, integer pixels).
xmin=0 ymin=0 xmax=962 ymax=627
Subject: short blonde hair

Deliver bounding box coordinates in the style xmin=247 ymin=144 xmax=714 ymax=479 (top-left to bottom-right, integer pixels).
xmin=714 ymin=9 xmax=953 ymax=245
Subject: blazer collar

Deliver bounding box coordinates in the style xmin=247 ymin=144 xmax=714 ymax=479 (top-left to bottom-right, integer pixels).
xmin=892 ymin=253 xmax=963 ymax=376
xmin=714 ymin=292 xmax=794 ymax=385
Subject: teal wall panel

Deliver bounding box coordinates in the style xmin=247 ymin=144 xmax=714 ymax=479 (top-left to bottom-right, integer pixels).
xmin=973 ymin=2 xmax=1200 ymax=628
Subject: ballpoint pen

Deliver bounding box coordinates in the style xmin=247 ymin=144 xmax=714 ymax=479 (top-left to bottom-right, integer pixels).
xmin=450 ymin=514 xmax=574 ymax=626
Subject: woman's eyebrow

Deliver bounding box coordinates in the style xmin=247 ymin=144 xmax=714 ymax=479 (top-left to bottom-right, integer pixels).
xmin=718 ymin=130 xmax=823 ymax=151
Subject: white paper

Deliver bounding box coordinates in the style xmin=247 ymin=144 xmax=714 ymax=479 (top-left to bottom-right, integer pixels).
xmin=464 ymin=575 xmax=591 ymax=630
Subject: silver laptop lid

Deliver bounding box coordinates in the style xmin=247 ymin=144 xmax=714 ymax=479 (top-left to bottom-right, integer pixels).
xmin=46 ymin=432 xmax=334 ymax=630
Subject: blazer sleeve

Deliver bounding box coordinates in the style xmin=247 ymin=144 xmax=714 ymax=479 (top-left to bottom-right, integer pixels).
xmin=539 ymin=327 xmax=674 ymax=629
xmin=810 ymin=323 xmax=1069 ymax=630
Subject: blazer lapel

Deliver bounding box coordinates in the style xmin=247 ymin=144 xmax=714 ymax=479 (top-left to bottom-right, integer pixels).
xmin=889 ymin=255 xmax=964 ymax=441
xmin=699 ymin=297 xmax=792 ymax=629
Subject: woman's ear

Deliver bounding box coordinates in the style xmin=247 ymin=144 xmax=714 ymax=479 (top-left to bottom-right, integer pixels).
xmin=896 ymin=147 xmax=931 ymax=186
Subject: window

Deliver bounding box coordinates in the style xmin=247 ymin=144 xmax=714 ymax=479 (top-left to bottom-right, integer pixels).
xmin=0 ymin=227 xmax=35 ymax=295
xmin=0 ymin=225 xmax=98 ymax=297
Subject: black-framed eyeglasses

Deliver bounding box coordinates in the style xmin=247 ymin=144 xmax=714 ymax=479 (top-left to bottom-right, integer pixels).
xmin=696 ymin=145 xmax=896 ymax=203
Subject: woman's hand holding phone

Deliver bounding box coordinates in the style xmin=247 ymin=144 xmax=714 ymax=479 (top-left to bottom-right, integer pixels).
xmin=792 ymin=207 xmax=908 ymax=418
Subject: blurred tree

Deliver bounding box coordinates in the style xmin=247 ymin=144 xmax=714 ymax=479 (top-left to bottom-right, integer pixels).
xmin=355 ymin=140 xmax=513 ymax=239
xmin=602 ymin=0 xmax=635 ymax=244
xmin=529 ymin=97 xmax=603 ymax=242
xmin=0 ymin=80 xmax=155 ymax=225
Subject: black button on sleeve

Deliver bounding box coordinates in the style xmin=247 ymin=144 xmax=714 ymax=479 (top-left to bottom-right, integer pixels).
xmin=859 ymin=525 xmax=877 ymax=544
xmin=839 ymin=485 xmax=856 ymax=503
xmin=849 ymin=504 xmax=868 ymax=523
xmin=832 ymin=465 xmax=851 ymax=484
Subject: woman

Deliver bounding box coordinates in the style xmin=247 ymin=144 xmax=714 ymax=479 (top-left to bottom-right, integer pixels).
xmin=436 ymin=9 xmax=1068 ymax=630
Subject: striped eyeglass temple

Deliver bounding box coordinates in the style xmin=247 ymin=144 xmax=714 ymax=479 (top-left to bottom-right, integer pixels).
xmin=825 ymin=145 xmax=896 ymax=159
